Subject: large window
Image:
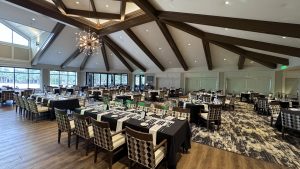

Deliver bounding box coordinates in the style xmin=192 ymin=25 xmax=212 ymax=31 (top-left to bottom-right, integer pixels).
xmin=50 ymin=71 xmax=77 ymax=87
xmin=0 ymin=23 xmax=29 ymax=47
xmin=0 ymin=67 xmax=40 ymax=89
xmin=86 ymin=72 xmax=128 ymax=87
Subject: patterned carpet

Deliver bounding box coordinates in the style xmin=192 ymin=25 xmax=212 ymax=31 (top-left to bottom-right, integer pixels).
xmin=191 ymin=102 xmax=300 ymax=169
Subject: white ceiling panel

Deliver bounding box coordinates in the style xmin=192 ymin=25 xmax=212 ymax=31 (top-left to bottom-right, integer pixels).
xmin=167 ymin=25 xmax=207 ymax=68
xmin=68 ymin=52 xmax=85 ymax=68
xmin=131 ymin=21 xmax=181 ymax=68
xmin=108 ymin=30 xmax=159 ymax=71
xmin=189 ymin=23 xmax=300 ymax=49
xmin=84 ymin=54 xmax=106 ymax=69
xmin=150 ymin=0 xmax=300 ymax=24
xmin=104 ymin=45 xmax=130 ymax=71
xmin=210 ymin=43 xmax=239 ymax=69
xmin=39 ymin=26 xmax=79 ymax=65
xmin=63 ymin=0 xmax=90 ymax=11
xmin=125 ymin=2 xmax=140 ymax=14
xmin=93 ymin=0 xmax=121 ymax=14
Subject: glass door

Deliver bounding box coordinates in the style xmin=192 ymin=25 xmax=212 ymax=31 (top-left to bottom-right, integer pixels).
xmin=134 ymin=75 xmax=145 ymax=91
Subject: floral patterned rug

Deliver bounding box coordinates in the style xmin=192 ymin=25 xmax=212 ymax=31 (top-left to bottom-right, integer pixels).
xmin=191 ymin=102 xmax=300 ymax=169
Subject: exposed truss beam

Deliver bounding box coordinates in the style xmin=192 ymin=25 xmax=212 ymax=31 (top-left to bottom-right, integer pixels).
xmin=156 ymin=21 xmax=188 ymax=70
xmin=67 ymin=9 xmax=120 ymax=20
xmin=103 ymin=36 xmax=146 ymax=72
xmin=104 ymin=41 xmax=134 ymax=72
xmin=101 ymin=43 xmax=110 ymax=71
xmin=6 ymin=0 xmax=97 ymax=31
xmin=202 ymin=40 xmax=213 ymax=70
xmin=31 ymin=23 xmax=65 ymax=65
xmin=99 ymin=14 xmax=153 ymax=36
xmin=131 ymin=0 xmax=157 ymax=19
xmin=120 ymin=0 xmax=127 ymax=21
xmin=51 ymin=0 xmax=67 ymax=14
xmin=80 ymin=54 xmax=91 ymax=70
xmin=162 ymin=20 xmax=300 ymax=58
xmin=60 ymin=49 xmax=82 ymax=68
xmin=238 ymin=56 xmax=245 ymax=70
xmin=124 ymin=29 xmax=165 ymax=71
xmin=90 ymin=0 xmax=96 ymax=13
xmin=158 ymin=11 xmax=300 ymax=39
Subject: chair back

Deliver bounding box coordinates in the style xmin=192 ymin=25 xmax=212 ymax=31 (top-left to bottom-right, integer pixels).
xmin=18 ymin=95 xmax=25 ymax=108
xmin=91 ymin=119 xmax=113 ymax=151
xmin=133 ymin=94 xmax=142 ymax=102
xmin=74 ymin=114 xmax=90 ymax=139
xmin=258 ymin=98 xmax=268 ymax=109
xmin=22 ymin=89 xmax=33 ymax=98
xmin=281 ymin=110 xmax=300 ymax=131
xmin=173 ymin=107 xmax=190 ymax=121
xmin=269 ymin=101 xmax=281 ymax=117
xmin=202 ymin=94 xmax=211 ymax=103
xmin=125 ymin=127 xmax=156 ymax=169
xmin=217 ymin=95 xmax=226 ymax=105
xmin=55 ymin=108 xmax=71 ymax=132
xmin=208 ymin=104 xmax=222 ymax=121
xmin=1 ymin=90 xmax=14 ymax=101
xmin=28 ymin=99 xmax=38 ymax=113
xmin=14 ymin=94 xmax=20 ymax=106
xmin=22 ymin=96 xmax=31 ymax=111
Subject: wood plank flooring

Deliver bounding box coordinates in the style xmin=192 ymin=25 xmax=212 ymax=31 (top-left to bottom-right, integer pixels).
xmin=0 ymin=106 xmax=287 ymax=169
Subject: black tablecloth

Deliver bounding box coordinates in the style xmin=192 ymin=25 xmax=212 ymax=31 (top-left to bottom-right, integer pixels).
xmin=149 ymin=92 xmax=158 ymax=101
xmin=85 ymin=111 xmax=191 ymax=169
xmin=43 ymin=98 xmax=80 ymax=119
xmin=186 ymin=103 xmax=204 ymax=124
xmin=240 ymin=93 xmax=250 ymax=102
xmin=115 ymin=95 xmax=131 ymax=104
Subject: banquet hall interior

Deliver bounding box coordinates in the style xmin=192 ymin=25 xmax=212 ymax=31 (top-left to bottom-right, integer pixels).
xmin=0 ymin=0 xmax=300 ymax=169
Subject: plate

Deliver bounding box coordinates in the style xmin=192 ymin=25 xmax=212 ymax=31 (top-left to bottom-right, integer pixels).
xmin=156 ymin=113 xmax=162 ymax=116
xmin=111 ymin=115 xmax=118 ymax=118
xmin=140 ymin=122 xmax=148 ymax=126
xmin=147 ymin=112 xmax=154 ymax=116
xmin=178 ymin=117 xmax=186 ymax=120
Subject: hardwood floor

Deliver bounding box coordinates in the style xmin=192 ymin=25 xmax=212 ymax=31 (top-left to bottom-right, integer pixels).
xmin=0 ymin=105 xmax=287 ymax=169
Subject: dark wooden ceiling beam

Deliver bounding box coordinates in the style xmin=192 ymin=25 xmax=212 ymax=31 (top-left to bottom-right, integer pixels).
xmin=6 ymin=0 xmax=97 ymax=31
xmin=156 ymin=21 xmax=188 ymax=70
xmin=99 ymin=14 xmax=153 ymax=36
xmin=51 ymin=0 xmax=67 ymax=14
xmin=90 ymin=0 xmax=96 ymax=12
xmin=60 ymin=49 xmax=82 ymax=68
xmin=120 ymin=0 xmax=127 ymax=21
xmin=67 ymin=9 xmax=120 ymax=20
xmin=31 ymin=23 xmax=65 ymax=65
xmin=131 ymin=0 xmax=157 ymax=19
xmin=104 ymin=41 xmax=134 ymax=72
xmin=238 ymin=56 xmax=245 ymax=70
xmin=103 ymin=36 xmax=146 ymax=72
xmin=158 ymin=11 xmax=300 ymax=39
xmin=124 ymin=29 xmax=165 ymax=71
xmin=80 ymin=54 xmax=91 ymax=70
xmin=101 ymin=43 xmax=110 ymax=71
xmin=202 ymin=40 xmax=213 ymax=70
xmin=162 ymin=20 xmax=300 ymax=58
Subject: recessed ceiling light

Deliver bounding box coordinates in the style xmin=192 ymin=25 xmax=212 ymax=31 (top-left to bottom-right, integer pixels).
xmin=250 ymin=61 xmax=254 ymax=64
xmin=224 ymin=58 xmax=227 ymax=61
xmin=75 ymin=1 xmax=79 ymax=4
xmin=32 ymin=18 xmax=36 ymax=21
xmin=57 ymin=51 xmax=62 ymax=54
xmin=282 ymin=36 xmax=287 ymax=39
xmin=119 ymin=36 xmax=123 ymax=39
xmin=188 ymin=43 xmax=191 ymax=46
xmin=110 ymin=53 xmax=113 ymax=56
xmin=194 ymin=60 xmax=198 ymax=63
xmin=105 ymin=4 xmax=109 ymax=8
xmin=225 ymin=1 xmax=230 ymax=5
xmin=145 ymin=29 xmax=149 ymax=32
xmin=225 ymin=28 xmax=229 ymax=31
xmin=158 ymin=47 xmax=162 ymax=50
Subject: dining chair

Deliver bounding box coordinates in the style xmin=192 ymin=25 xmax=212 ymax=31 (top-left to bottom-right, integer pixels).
xmin=55 ymin=108 xmax=75 ymax=147
xmin=269 ymin=101 xmax=281 ymax=126
xmin=91 ymin=119 xmax=126 ymax=168
xmin=173 ymin=107 xmax=190 ymax=121
xmin=202 ymin=94 xmax=211 ymax=103
xmin=199 ymin=104 xmax=222 ymax=130
xmin=125 ymin=127 xmax=167 ymax=169
xmin=14 ymin=94 xmax=20 ymax=114
xmin=17 ymin=95 xmax=25 ymax=116
xmin=281 ymin=110 xmax=300 ymax=138
xmin=258 ymin=98 xmax=269 ymax=114
xmin=28 ymin=99 xmax=49 ymax=121
xmin=22 ymin=96 xmax=31 ymax=119
xmin=74 ymin=114 xmax=94 ymax=155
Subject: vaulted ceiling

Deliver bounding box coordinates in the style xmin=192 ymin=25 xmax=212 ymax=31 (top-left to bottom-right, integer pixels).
xmin=2 ymin=0 xmax=300 ymax=72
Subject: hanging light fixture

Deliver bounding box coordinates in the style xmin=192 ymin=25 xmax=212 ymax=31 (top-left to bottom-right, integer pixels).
xmin=76 ymin=1 xmax=101 ymax=56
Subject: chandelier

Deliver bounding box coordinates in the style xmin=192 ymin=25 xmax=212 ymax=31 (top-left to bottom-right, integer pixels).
xmin=77 ymin=30 xmax=101 ymax=56
xmin=75 ymin=0 xmax=101 ymax=56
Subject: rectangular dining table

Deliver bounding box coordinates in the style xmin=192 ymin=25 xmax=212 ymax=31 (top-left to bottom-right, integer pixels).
xmin=84 ymin=110 xmax=191 ymax=169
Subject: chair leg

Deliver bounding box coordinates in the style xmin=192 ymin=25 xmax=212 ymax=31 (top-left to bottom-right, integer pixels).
xmin=270 ymin=117 xmax=273 ymax=126
xmin=67 ymin=131 xmax=71 ymax=148
xmin=94 ymin=146 xmax=98 ymax=163
xmin=58 ymin=129 xmax=61 ymax=144
xmin=282 ymin=127 xmax=285 ymax=139
xmin=76 ymin=135 xmax=79 ymax=150
xmin=85 ymin=139 xmax=89 ymax=156
xmin=108 ymin=152 xmax=113 ymax=169
xmin=128 ymin=160 xmax=132 ymax=169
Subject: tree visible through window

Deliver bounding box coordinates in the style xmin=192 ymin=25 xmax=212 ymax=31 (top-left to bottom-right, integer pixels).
xmin=50 ymin=71 xmax=77 ymax=87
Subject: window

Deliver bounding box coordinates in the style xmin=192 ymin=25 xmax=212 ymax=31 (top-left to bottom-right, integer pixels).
xmin=0 ymin=23 xmax=29 ymax=47
xmin=50 ymin=71 xmax=77 ymax=87
xmin=86 ymin=72 xmax=128 ymax=87
xmin=0 ymin=67 xmax=40 ymax=89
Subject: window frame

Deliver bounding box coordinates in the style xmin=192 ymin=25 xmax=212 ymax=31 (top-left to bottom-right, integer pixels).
xmin=49 ymin=70 xmax=77 ymax=87
xmin=86 ymin=72 xmax=128 ymax=87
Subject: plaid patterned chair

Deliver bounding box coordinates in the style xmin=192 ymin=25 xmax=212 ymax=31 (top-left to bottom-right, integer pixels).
xmin=22 ymin=96 xmax=31 ymax=119
xmin=91 ymin=119 xmax=126 ymax=168
xmin=55 ymin=108 xmax=75 ymax=148
xmin=269 ymin=101 xmax=281 ymax=126
xmin=258 ymin=98 xmax=269 ymax=114
xmin=173 ymin=107 xmax=190 ymax=121
xmin=199 ymin=104 xmax=222 ymax=130
xmin=281 ymin=110 xmax=300 ymax=138
xmin=202 ymin=94 xmax=211 ymax=103
xmin=14 ymin=94 xmax=20 ymax=113
xmin=18 ymin=95 xmax=25 ymax=116
xmin=28 ymin=99 xmax=49 ymax=121
xmin=125 ymin=127 xmax=167 ymax=169
xmin=74 ymin=114 xmax=94 ymax=155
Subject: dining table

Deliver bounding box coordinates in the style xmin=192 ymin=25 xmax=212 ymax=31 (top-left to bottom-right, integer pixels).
xmin=84 ymin=110 xmax=191 ymax=169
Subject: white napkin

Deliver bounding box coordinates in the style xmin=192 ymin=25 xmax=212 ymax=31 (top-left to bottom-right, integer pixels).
xmin=149 ymin=124 xmax=164 ymax=146
xmin=97 ymin=112 xmax=111 ymax=121
xmin=289 ymin=101 xmax=292 ymax=108
xmin=225 ymin=100 xmax=230 ymax=104
xmin=80 ymin=108 xmax=94 ymax=115
xmin=116 ymin=116 xmax=130 ymax=132
xmin=203 ymin=104 xmax=209 ymax=112
xmin=164 ymin=116 xmax=175 ymax=121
